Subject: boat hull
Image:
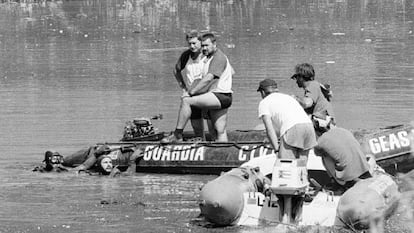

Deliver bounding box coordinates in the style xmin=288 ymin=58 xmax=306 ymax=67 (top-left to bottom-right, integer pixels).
xmin=132 ymin=130 xmax=275 ymax=174
xmin=359 ymin=124 xmax=413 ymax=175
xmin=113 ymin=123 xmax=414 ymax=175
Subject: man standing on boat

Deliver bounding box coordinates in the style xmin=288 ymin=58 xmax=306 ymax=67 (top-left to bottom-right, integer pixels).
xmin=162 ymin=32 xmax=234 ymax=143
xmin=291 ymin=63 xmax=335 ymax=124
xmin=173 ymin=30 xmax=209 ymax=140
xmin=257 ymin=79 xmax=317 ymax=160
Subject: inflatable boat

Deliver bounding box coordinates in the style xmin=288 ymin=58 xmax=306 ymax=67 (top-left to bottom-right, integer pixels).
xmin=197 ymin=164 xmax=400 ymax=229
xmin=106 ymin=118 xmax=413 ymax=176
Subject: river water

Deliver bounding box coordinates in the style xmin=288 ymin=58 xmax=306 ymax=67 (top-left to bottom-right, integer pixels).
xmin=0 ymin=0 xmax=413 ymax=232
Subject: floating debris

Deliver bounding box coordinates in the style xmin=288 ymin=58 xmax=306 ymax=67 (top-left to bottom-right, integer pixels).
xmin=325 ymin=61 xmax=335 ymax=64
xmin=364 ymin=38 xmax=372 ymax=42
xmin=225 ymin=43 xmax=235 ymax=49
xmin=133 ymin=201 xmax=146 ymax=207
xmin=100 ymin=200 xmax=110 ymax=205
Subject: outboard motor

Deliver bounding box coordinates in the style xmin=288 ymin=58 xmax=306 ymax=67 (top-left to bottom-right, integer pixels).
xmin=133 ymin=118 xmax=155 ymax=136
xmin=123 ymin=118 xmax=155 ymax=140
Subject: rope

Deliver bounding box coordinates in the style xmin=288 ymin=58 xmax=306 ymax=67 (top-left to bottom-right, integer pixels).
xmin=103 ymin=141 xmax=275 ymax=154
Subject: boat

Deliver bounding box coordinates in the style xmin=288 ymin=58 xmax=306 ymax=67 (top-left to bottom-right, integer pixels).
xmin=107 ymin=118 xmax=413 ymax=177
xmin=197 ymin=160 xmax=400 ymax=229
xmin=88 ymin=116 xmax=413 ymax=185
xmin=107 ymin=118 xmax=411 ymax=230
xmin=358 ymin=123 xmax=414 ymax=174
xmin=116 ymin=129 xmax=275 ymax=175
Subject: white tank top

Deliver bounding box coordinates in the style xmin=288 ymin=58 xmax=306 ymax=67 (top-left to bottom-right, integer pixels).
xmin=180 ymin=55 xmax=204 ymax=90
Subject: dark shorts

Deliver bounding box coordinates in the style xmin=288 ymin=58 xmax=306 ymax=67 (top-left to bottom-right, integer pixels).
xmin=213 ymin=92 xmax=232 ymax=109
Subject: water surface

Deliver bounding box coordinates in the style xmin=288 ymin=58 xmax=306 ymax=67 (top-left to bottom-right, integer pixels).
xmin=0 ymin=0 xmax=413 ymax=232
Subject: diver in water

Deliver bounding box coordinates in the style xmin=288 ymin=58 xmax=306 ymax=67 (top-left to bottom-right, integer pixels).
xmin=33 ymin=151 xmax=68 ymax=173
xmin=77 ymin=154 xmax=121 ymax=177
xmin=33 ymin=144 xmax=141 ymax=177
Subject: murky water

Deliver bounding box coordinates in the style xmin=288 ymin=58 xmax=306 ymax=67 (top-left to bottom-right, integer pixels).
xmin=0 ymin=0 xmax=413 ymax=232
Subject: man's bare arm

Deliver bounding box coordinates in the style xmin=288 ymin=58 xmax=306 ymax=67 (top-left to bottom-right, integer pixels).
xmin=294 ymin=95 xmax=313 ymax=109
xmin=262 ymin=115 xmax=279 ymax=154
xmin=188 ymin=73 xmax=216 ymax=96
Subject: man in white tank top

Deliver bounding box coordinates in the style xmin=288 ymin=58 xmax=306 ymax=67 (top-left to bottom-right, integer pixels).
xmin=163 ymin=33 xmax=234 ymax=143
xmin=173 ymin=30 xmax=210 ymax=139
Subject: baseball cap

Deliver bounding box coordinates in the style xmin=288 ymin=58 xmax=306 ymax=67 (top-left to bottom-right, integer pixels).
xmin=257 ymin=79 xmax=277 ymax=91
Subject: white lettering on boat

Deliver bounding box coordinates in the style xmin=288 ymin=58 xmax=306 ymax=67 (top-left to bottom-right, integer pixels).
xmin=143 ymin=145 xmax=204 ymax=161
xmin=238 ymin=145 xmax=275 ymax=161
xmin=368 ymin=129 xmax=413 ymax=154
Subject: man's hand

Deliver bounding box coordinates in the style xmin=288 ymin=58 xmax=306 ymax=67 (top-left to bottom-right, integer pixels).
xmin=109 ymin=166 xmax=121 ymax=178
xmin=181 ymin=89 xmax=190 ymax=98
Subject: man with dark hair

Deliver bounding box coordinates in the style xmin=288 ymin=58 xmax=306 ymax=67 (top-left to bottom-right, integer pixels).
xmin=257 ymin=79 xmax=317 ymax=160
xmin=291 ymin=63 xmax=335 ymax=124
xmin=162 ymin=32 xmax=234 ymax=143
xmin=173 ymin=30 xmax=208 ymax=139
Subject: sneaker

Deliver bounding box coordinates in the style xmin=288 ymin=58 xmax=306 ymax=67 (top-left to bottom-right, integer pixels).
xmin=160 ymin=134 xmax=183 ymax=144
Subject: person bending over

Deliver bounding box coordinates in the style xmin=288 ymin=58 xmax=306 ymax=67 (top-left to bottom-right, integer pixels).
xmin=257 ymin=79 xmax=317 ymax=161
xmin=312 ymin=113 xmax=372 ymax=192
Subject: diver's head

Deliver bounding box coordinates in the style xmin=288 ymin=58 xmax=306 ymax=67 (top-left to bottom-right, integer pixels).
xmin=96 ymin=155 xmax=113 ymax=175
xmin=43 ymin=151 xmax=63 ymax=171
